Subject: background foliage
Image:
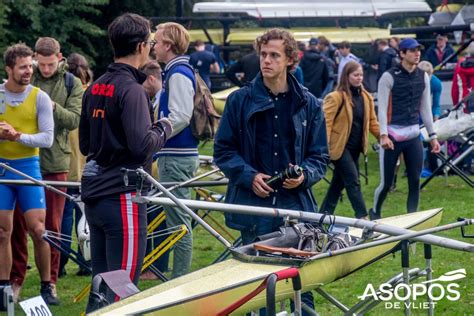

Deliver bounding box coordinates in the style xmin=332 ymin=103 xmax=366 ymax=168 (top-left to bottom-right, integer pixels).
xmin=0 ymin=0 xmax=471 ymax=78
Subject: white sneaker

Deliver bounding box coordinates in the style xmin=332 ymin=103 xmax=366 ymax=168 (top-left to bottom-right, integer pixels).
xmin=50 ymin=283 xmax=58 ymax=298
xmin=12 ymin=283 xmax=22 ymax=303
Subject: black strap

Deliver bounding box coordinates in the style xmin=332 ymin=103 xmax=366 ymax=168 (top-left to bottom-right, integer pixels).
xmin=64 ymin=72 xmax=74 ymax=97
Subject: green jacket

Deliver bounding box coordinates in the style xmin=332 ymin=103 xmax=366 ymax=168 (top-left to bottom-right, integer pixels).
xmin=32 ymin=58 xmax=83 ymax=174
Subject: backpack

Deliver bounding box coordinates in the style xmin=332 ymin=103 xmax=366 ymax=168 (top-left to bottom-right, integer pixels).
xmin=165 ymin=63 xmax=221 ymax=141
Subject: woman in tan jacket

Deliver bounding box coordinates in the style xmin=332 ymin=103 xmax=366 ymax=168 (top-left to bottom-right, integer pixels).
xmin=320 ymin=61 xmax=380 ymax=218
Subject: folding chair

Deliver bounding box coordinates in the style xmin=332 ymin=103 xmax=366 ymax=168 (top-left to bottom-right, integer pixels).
xmin=421 ymin=130 xmax=474 ymax=189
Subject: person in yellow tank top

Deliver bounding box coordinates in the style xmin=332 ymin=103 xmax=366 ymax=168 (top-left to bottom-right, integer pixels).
xmin=0 ymin=43 xmax=59 ymax=307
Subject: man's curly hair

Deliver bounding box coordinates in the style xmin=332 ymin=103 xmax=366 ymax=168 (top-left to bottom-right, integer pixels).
xmin=255 ymin=28 xmax=299 ymax=72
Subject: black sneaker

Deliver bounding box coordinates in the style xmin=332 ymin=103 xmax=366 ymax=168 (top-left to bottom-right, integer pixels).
xmin=369 ymin=208 xmax=381 ymax=220
xmin=40 ymin=284 xmax=60 ymax=306
xmin=0 ymin=286 xmax=6 ymax=311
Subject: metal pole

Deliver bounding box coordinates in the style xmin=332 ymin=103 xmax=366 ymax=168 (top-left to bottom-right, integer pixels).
xmin=401 ymin=241 xmax=411 ymax=316
xmin=292 ymin=273 xmax=302 ymax=316
xmin=144 ymin=197 xmax=474 ymax=253
xmin=0 ymin=178 xmax=228 ymax=188
xmin=307 ymin=218 xmax=470 ymax=259
xmin=135 ymin=168 xmax=232 ymax=248
xmin=0 ymin=179 xmax=81 ymax=188
xmin=266 ymin=274 xmax=277 ymax=316
xmin=0 ymin=162 xmax=75 ymax=200
xmin=424 ymin=244 xmax=434 ymax=316
xmin=149 ymin=168 xmax=222 ymax=198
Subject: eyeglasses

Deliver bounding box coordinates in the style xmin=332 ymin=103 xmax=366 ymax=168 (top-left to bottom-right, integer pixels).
xmin=144 ymin=40 xmax=157 ymax=49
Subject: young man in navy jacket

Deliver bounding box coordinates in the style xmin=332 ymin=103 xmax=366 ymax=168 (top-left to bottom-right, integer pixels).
xmin=214 ymin=28 xmax=329 ymax=314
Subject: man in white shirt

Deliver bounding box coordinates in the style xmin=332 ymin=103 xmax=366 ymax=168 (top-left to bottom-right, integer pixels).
xmin=337 ymin=41 xmax=360 ymax=83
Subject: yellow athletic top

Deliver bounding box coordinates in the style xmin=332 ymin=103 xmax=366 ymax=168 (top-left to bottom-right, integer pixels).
xmin=0 ymin=87 xmax=40 ymax=159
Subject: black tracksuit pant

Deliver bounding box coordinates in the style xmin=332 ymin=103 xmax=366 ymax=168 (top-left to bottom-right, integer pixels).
xmin=373 ymin=137 xmax=423 ymax=217
xmin=85 ymin=191 xmax=147 ymax=312
xmin=321 ymin=148 xmax=368 ymax=218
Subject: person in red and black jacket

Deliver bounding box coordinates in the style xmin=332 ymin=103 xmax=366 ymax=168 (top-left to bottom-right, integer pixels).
xmin=451 ymin=42 xmax=474 ymax=113
xmin=79 ymin=13 xmax=172 ymax=313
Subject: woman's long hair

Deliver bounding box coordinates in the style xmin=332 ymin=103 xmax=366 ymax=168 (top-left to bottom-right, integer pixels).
xmin=336 ymin=61 xmax=363 ymax=102
xmin=67 ymin=53 xmax=93 ymax=86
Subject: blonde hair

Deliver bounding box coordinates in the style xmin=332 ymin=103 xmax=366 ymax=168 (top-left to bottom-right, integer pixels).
xmin=417 ymin=60 xmax=433 ymax=77
xmin=156 ymin=22 xmax=190 ymax=55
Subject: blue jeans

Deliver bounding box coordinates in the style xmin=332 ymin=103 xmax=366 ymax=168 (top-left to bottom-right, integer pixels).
xmin=158 ymin=155 xmax=199 ymax=278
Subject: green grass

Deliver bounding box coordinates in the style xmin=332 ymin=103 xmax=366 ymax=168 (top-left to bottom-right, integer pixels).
xmin=6 ymin=141 xmax=474 ymax=315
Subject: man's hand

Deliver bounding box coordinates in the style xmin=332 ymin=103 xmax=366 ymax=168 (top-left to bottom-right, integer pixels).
xmin=430 ymin=138 xmax=441 ymax=153
xmin=282 ymin=163 xmax=305 ymax=189
xmin=0 ymin=121 xmax=20 ymax=141
xmin=380 ymin=134 xmax=394 ymax=150
xmin=252 ymin=173 xmax=273 ymax=198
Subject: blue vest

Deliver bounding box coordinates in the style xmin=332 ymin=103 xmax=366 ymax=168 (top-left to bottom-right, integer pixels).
xmin=388 ymin=65 xmax=425 ymax=126
xmin=157 ymin=57 xmax=198 ymax=156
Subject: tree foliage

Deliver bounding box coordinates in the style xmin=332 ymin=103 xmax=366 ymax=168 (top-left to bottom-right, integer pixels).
xmin=0 ymin=0 xmax=108 ymax=77
xmin=0 ymin=0 xmax=182 ymax=78
xmin=0 ymin=0 xmax=471 ymax=78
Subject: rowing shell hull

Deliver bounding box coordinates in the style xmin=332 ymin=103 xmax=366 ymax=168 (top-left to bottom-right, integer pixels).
xmin=93 ymin=209 xmax=443 ymax=315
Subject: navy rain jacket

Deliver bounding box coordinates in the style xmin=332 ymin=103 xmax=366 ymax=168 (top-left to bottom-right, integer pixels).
xmin=214 ymin=73 xmax=329 ymax=231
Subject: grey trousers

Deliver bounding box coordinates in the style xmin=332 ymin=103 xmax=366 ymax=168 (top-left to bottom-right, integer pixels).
xmin=157 ymin=155 xmax=199 ymax=278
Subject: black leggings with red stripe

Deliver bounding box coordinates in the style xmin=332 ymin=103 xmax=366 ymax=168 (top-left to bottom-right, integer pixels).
xmin=84 ymin=192 xmax=146 ymax=312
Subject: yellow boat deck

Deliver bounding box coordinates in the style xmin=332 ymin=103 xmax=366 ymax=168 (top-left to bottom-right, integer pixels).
xmin=94 ymin=209 xmax=443 ymax=315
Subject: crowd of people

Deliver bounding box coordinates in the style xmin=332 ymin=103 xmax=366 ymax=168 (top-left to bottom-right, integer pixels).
xmin=0 ymin=11 xmax=473 ymax=314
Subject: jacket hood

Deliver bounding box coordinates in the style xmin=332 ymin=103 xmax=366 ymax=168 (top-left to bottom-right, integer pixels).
xmin=302 ymin=49 xmax=323 ymax=61
xmin=460 ymin=57 xmax=474 ymax=76
xmin=33 ymin=57 xmax=68 ymax=80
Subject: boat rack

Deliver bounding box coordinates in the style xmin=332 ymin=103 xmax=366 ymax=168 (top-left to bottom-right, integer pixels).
xmin=314 ymin=241 xmax=434 ymax=316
